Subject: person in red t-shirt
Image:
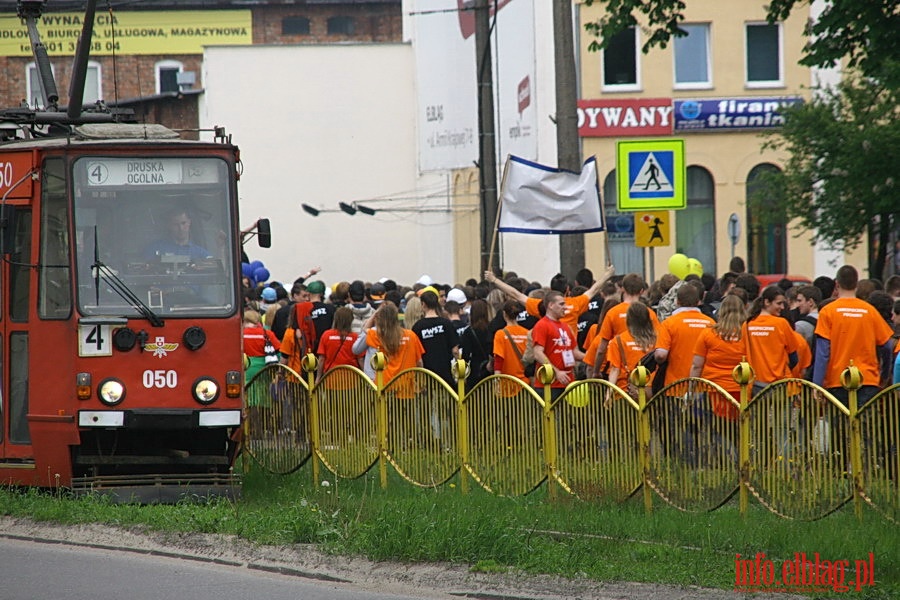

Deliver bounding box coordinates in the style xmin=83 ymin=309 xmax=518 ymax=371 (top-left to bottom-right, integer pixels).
xmin=530 ymin=291 xmax=583 ymax=398
xmin=316 ymin=306 xmax=364 ymax=388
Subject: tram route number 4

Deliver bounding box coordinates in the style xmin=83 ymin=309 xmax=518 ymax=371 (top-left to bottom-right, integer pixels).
xmin=79 ymin=323 xmax=112 ymax=357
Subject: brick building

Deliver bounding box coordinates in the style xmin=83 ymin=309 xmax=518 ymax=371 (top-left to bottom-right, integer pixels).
xmin=0 ymin=1 xmax=401 ymax=133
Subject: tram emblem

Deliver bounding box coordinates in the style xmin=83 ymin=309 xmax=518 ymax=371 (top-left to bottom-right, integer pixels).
xmin=146 ymin=336 xmax=179 ymax=358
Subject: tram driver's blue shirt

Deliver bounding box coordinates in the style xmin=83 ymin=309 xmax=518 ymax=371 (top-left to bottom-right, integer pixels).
xmin=145 ymin=239 xmax=211 ymax=262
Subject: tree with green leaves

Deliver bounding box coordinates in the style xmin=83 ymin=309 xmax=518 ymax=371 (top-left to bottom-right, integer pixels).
xmin=753 ymin=73 xmax=900 ymax=278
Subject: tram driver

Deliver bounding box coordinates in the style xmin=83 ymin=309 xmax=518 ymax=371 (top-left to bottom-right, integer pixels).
xmin=144 ymin=207 xmax=214 ymax=262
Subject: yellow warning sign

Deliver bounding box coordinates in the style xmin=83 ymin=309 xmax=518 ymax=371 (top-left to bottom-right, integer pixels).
xmin=634 ymin=211 xmax=669 ymax=247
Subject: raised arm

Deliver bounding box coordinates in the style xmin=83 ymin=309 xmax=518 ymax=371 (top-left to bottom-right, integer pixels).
xmin=483 ymin=270 xmax=528 ymax=303
xmin=583 ymin=264 xmax=616 ymax=299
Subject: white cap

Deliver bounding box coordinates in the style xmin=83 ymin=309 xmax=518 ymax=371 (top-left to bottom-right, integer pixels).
xmin=446 ymin=288 xmax=467 ymax=304
xmin=416 ymin=274 xmax=433 ymax=286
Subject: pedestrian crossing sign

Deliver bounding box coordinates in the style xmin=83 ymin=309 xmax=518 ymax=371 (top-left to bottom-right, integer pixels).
xmin=616 ymin=139 xmax=686 ymax=211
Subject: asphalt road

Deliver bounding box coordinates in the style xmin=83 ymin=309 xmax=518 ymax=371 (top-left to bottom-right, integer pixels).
xmin=0 ymin=537 xmax=433 ymax=600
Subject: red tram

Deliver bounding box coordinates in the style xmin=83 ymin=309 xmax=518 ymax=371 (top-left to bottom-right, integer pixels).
xmin=0 ymin=1 xmax=265 ymax=501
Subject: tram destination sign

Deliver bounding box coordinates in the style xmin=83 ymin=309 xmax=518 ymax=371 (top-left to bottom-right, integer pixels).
xmin=83 ymin=158 xmax=220 ymax=186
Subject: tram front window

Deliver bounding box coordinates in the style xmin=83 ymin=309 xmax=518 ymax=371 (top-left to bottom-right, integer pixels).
xmin=72 ymin=156 xmax=237 ymax=317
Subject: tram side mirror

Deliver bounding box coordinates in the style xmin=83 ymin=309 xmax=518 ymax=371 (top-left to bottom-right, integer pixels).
xmin=256 ymin=218 xmax=271 ymax=248
xmin=0 ymin=205 xmax=17 ymax=255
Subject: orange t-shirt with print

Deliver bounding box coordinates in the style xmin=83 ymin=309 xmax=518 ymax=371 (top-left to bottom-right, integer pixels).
xmin=656 ymin=308 xmax=715 ymax=384
xmin=814 ymin=297 xmax=894 ymax=388
xmin=493 ymin=324 xmax=529 ymax=396
xmin=743 ymin=314 xmax=799 ymax=383
xmin=693 ymin=327 xmax=747 ymax=421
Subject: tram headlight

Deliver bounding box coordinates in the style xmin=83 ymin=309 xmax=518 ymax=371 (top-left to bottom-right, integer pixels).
xmin=192 ymin=377 xmax=219 ymax=405
xmin=97 ymin=378 xmax=126 ymax=406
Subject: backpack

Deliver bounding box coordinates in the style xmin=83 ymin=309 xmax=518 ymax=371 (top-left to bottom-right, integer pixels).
xmin=292 ymin=302 xmax=317 ymax=357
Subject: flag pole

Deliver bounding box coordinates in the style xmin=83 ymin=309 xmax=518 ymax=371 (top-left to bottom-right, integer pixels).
xmin=598 ymin=157 xmax=612 ymax=267
xmin=488 ymin=154 xmax=511 ymax=274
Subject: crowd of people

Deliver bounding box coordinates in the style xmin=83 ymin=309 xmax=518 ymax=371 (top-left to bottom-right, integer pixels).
xmin=241 ymin=257 xmax=900 ymax=412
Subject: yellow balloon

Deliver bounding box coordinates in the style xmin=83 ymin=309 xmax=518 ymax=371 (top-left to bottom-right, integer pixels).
xmin=668 ymin=253 xmax=690 ymax=279
xmin=687 ymin=258 xmax=703 ymax=276
xmin=564 ymin=383 xmax=591 ymax=408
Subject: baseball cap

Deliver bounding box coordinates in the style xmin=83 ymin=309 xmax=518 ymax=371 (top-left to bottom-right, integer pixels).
xmin=261 ymin=287 xmax=277 ymax=302
xmin=369 ymin=282 xmax=386 ymax=300
xmin=416 ymin=274 xmax=433 ymax=286
xmin=446 ymin=288 xmax=467 ymax=304
xmin=417 ymin=285 xmax=439 ymax=297
xmin=306 ymin=280 xmax=326 ymax=295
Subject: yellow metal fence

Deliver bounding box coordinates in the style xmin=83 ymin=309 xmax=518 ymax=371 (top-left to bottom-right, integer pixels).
xmin=242 ymin=356 xmax=899 ymax=522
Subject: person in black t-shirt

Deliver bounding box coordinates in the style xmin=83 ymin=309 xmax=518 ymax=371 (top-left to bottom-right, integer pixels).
xmin=412 ymin=290 xmax=460 ymax=388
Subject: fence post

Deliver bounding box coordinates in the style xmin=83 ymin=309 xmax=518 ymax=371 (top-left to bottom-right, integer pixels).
xmin=372 ymin=352 xmax=388 ymax=489
xmin=733 ymin=360 xmax=753 ymax=517
xmin=631 ymin=366 xmax=652 ymax=514
xmin=537 ymin=364 xmax=557 ymax=500
xmin=302 ymin=353 xmax=320 ymax=487
xmin=841 ymin=363 xmax=863 ymax=521
xmin=455 ymin=359 xmax=469 ymax=494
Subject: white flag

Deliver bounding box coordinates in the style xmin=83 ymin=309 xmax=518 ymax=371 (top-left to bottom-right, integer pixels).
xmin=498 ymin=155 xmax=604 ymax=234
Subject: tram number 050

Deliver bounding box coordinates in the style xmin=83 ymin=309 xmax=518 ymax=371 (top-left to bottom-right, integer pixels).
xmin=143 ymin=370 xmax=178 ymax=389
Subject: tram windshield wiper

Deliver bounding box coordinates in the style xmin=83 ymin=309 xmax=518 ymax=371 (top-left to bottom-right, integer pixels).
xmin=92 ymin=228 xmax=164 ymax=327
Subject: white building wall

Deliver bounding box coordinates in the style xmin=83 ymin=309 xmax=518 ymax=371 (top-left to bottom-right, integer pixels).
xmin=200 ymin=43 xmax=454 ymax=287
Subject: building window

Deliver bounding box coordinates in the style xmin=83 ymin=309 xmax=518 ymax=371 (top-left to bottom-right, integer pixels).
xmin=745 ymin=23 xmax=782 ymax=87
xmin=603 ymin=171 xmax=643 ymax=276
xmin=746 ymin=163 xmax=787 ymax=274
xmin=676 ymin=166 xmax=716 ymax=275
xmin=26 ymin=62 xmax=54 ymax=108
xmin=83 ymin=61 xmax=101 ymax=105
xmin=156 ymin=60 xmax=183 ymax=94
xmin=283 ymin=16 xmax=310 ymax=35
xmin=674 ymin=23 xmax=711 ymax=89
xmin=602 ymin=27 xmax=639 ymax=90
xmin=327 ymin=16 xmax=355 ymax=35
xmin=27 ymin=61 xmax=100 ymax=108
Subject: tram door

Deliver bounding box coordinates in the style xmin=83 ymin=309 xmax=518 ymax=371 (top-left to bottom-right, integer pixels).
xmin=1 ymin=206 xmax=32 ymax=461
xmin=0 ymin=152 xmax=36 ymax=464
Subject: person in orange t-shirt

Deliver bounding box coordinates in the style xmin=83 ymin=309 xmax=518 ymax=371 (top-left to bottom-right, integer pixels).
xmin=654 ymin=283 xmax=715 ymax=386
xmin=691 ymin=295 xmax=748 ymax=421
xmin=492 ymin=300 xmax=529 ymax=397
xmin=743 ymin=286 xmax=798 ymax=393
xmin=606 ymin=302 xmax=657 ymax=399
xmin=592 ymin=273 xmax=660 ymax=379
xmin=813 ymin=265 xmax=895 ymax=407
xmin=362 ymin=302 xmax=424 ymax=395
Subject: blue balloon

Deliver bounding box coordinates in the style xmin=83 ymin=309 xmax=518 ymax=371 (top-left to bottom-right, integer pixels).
xmin=250 ymin=260 xmax=264 ymax=271
xmin=253 ymin=267 xmax=270 ymax=284
xmin=241 ymin=262 xmax=253 ymax=278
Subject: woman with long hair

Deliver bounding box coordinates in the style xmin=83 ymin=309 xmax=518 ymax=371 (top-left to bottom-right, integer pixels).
xmin=743 ymin=285 xmax=798 ymax=394
xmin=402 ymin=295 xmax=424 ymax=330
xmin=316 ymin=306 xmax=364 ymax=383
xmin=691 ymin=294 xmax=748 ymax=420
xmin=606 ymin=302 xmax=657 ymax=398
xmin=460 ymin=298 xmax=493 ymax=388
xmin=361 ymin=301 xmax=424 ymax=385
